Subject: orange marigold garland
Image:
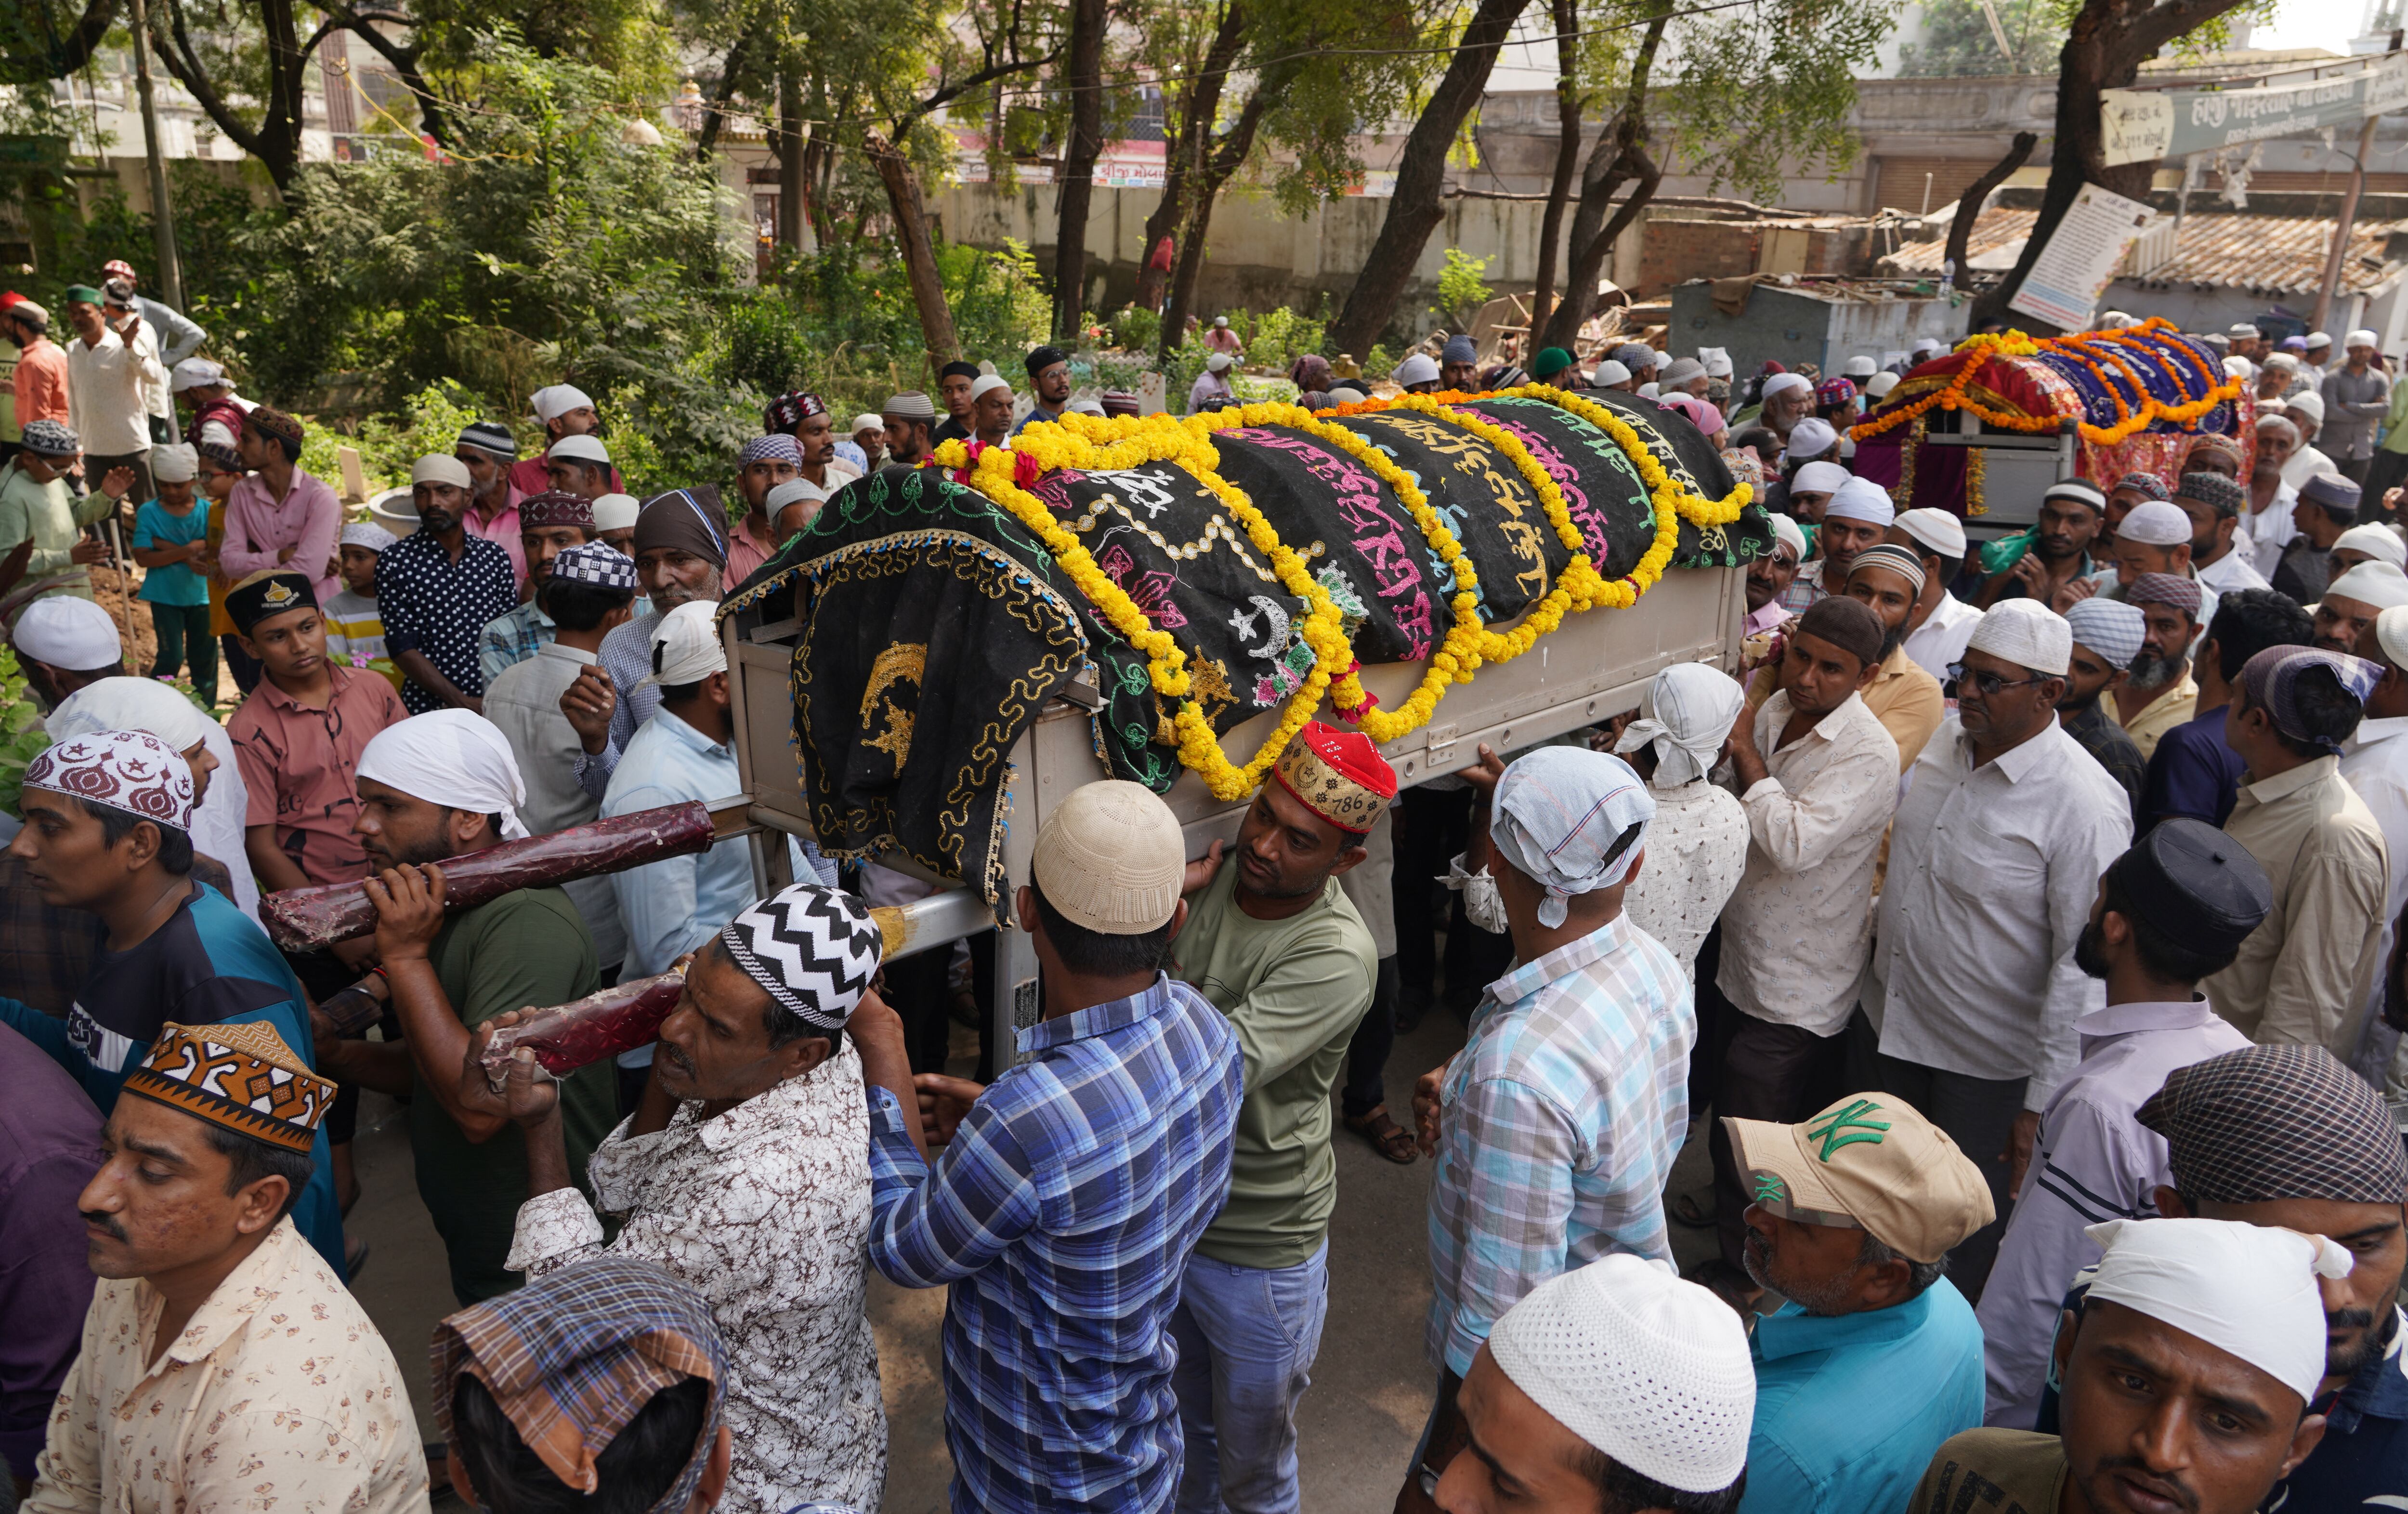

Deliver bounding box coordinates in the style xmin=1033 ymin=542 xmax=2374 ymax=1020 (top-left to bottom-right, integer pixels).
xmin=1848 ymin=316 xmax=2241 ymax=448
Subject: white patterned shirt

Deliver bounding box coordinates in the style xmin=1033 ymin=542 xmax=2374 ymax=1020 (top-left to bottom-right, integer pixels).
xmin=26 ymin=1216 xmax=425 ymax=1514
xmin=1717 ymin=690 xmax=1898 ymax=1035
xmin=508 ymin=1042 xmax=885 ymax=1514
xmin=1622 ymin=777 xmax=1747 ymax=982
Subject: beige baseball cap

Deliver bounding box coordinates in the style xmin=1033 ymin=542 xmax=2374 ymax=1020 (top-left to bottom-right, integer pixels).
xmin=1032 ymin=780 xmax=1186 ymax=934
xmin=1723 ymin=1093 xmax=1995 ymax=1264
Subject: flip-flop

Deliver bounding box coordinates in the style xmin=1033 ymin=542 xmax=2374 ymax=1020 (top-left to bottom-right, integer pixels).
xmin=1671 ymin=1191 xmax=1715 ymax=1228
xmin=1344 ymin=1105 xmax=1419 ymax=1165
xmin=345 ymin=1234 xmax=371 ymax=1281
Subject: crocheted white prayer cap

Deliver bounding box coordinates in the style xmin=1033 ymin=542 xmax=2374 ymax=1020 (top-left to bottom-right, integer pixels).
xmin=1488 ymin=1255 xmax=1754 ymax=1494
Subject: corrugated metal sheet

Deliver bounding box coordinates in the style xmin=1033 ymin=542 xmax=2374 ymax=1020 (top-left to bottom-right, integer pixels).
xmin=1881 ymin=209 xmax=2406 ymax=295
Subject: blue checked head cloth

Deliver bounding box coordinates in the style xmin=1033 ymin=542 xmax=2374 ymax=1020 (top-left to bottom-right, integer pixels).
xmin=2238 ymin=646 xmax=2380 ymax=754
xmin=550 ymin=541 xmax=639 ymax=592
xmin=432 ymin=1255 xmax=727 ymax=1514
xmin=737 ymin=433 xmax=803 ymax=468
xmin=2064 ymin=596 xmax=2147 ymax=671
xmin=1488 ymin=747 xmax=1655 ymax=929
xmin=720 ymin=882 xmax=883 ymax=1030
xmin=2138 ymin=1042 xmax=2408 ymax=1205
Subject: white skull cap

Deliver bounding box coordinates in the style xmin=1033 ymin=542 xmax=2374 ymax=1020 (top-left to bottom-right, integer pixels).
xmin=1488 ymin=1255 xmax=1754 ymax=1494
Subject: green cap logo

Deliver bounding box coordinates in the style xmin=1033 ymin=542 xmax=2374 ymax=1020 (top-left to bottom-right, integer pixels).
xmin=1806 ymin=1099 xmax=1891 ymax=1162
xmin=1752 ymin=1172 xmax=1789 ymax=1205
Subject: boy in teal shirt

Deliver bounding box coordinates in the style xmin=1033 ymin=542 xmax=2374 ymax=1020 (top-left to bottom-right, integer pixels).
xmin=130 ymin=441 xmax=214 ymax=692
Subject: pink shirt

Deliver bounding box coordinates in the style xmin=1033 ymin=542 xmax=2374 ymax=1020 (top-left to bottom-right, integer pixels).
xmin=13 ymin=336 xmax=68 ymax=430
xmin=465 ymin=487 xmax=527 ymax=586
xmin=724 ymin=518 xmax=776 ymax=593
xmin=221 ymin=466 xmax=342 ymax=602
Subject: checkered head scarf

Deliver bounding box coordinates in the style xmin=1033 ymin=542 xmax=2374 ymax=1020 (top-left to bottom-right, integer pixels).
xmin=737 ymin=434 xmax=803 ymax=468
xmin=550 ymin=541 xmax=638 ymax=591
xmin=1489 ymin=748 xmax=1655 ymax=928
xmin=2138 ymin=1042 xmax=2408 ymax=1205
xmin=2238 ymin=646 xmax=2379 ymax=755
xmin=719 ymin=882 xmax=884 ymax=1031
xmin=432 ymin=1256 xmax=727 ymax=1514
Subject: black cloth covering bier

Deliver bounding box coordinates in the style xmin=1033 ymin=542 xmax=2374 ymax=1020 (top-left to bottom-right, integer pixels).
xmin=723 ymin=395 xmax=1773 ymax=914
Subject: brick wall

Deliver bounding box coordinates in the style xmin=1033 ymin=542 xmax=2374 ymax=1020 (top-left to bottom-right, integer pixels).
xmin=1635 ymin=220 xmax=1762 ymax=297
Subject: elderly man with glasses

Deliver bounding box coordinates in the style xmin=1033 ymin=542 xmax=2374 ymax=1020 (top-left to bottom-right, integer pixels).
xmin=1858 ymin=600 xmax=2133 ymax=1303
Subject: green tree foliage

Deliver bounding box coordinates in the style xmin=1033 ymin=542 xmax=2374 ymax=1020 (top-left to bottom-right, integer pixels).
xmin=1896 ymin=0 xmax=2069 ymax=77
xmin=1435 ymin=248 xmax=1493 ymax=331
xmin=175 ymin=39 xmax=754 ymax=476
xmin=1651 ymin=0 xmax=1901 ymax=204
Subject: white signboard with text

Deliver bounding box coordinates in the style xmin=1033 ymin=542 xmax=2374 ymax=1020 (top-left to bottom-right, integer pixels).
xmin=2007 ymin=183 xmax=2157 ymax=331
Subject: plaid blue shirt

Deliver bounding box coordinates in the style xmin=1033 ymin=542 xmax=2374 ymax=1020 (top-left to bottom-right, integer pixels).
xmin=477 ymin=599 xmax=555 ymax=687
xmin=865 ymin=974 xmax=1241 ymax=1514
xmin=1425 ymin=915 xmax=1694 ymax=1375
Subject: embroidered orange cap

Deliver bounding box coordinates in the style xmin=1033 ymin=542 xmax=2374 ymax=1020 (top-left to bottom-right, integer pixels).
xmin=122 ymin=1020 xmax=336 ymax=1153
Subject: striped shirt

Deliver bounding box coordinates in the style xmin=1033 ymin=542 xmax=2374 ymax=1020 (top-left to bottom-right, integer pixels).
xmin=864 ymin=974 xmax=1242 ymax=1514
xmin=1425 ymin=916 xmax=1694 ymax=1376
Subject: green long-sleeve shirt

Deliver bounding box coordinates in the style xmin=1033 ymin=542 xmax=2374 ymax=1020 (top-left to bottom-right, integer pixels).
xmin=2383 ymin=374 xmax=2408 ymax=455
xmin=0 ymin=462 xmax=112 ymax=599
xmin=1173 ymin=865 xmax=1378 ymax=1269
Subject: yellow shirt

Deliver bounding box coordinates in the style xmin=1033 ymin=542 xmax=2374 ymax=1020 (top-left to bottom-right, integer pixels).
xmin=26 ymin=1217 xmax=428 ymax=1514
xmin=2107 ymin=671 xmax=2199 ymax=761
xmin=1859 ymin=645 xmax=1947 ymax=773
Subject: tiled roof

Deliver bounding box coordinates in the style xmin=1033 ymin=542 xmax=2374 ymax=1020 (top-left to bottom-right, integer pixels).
xmin=1881 ymin=208 xmax=2408 ymax=296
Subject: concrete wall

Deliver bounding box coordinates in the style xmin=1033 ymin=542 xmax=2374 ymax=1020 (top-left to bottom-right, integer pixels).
xmin=927 ymin=180 xmax=1638 ymax=336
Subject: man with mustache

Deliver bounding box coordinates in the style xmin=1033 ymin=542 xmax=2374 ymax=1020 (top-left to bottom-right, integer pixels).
xmin=308 ymin=709 xmax=615 ymax=1303
xmin=375 ymin=454 xmax=518 ymax=715
xmin=469 ymin=880 xmax=892 ymax=1513
xmin=0 ymin=730 xmax=346 ymax=1276
xmin=1916 ymin=1217 xmax=2338 ymax=1514
xmin=1722 ymin=1093 xmax=1992 ymax=1514
xmin=2016 ymin=1042 xmax=2408 ymax=1511
xmin=1978 ymin=481 xmax=2105 ymax=611
xmin=24 ymin=1020 xmax=425 ymax=1514
xmin=2111 ymin=574 xmax=2206 ymax=762
xmin=561 ymin=489 xmax=727 ymax=803
xmin=1976 ymin=820 xmax=2264 ymax=1428
xmin=1159 ymin=724 xmax=1383 ymax=1514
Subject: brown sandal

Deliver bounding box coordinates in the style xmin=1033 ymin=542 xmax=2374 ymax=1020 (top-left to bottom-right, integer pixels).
xmin=1346 ymin=1105 xmax=1419 ymax=1165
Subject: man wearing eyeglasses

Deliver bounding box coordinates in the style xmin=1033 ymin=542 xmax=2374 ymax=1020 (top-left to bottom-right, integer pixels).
xmin=1854 ymin=599 xmax=2133 ymax=1303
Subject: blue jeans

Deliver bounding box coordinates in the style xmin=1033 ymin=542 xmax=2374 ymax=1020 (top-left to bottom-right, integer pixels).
xmin=1169 ymin=1241 xmax=1329 ymax=1514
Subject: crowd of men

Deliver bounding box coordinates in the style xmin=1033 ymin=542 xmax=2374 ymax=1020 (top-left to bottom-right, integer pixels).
xmin=4 ymin=303 xmax=2408 ymax=1514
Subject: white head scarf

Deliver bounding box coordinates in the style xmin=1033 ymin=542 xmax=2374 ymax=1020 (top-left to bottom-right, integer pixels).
xmin=1616 ymin=664 xmax=1744 ymax=789
xmin=2083 ymin=1217 xmax=2354 ymax=1408
xmin=46 ymin=675 xmax=213 ymax=750
xmin=1489 ymin=748 xmax=1656 ymax=928
xmin=356 ymin=710 xmax=530 ymax=840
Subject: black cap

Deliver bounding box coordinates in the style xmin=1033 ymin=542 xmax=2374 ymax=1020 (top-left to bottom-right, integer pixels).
xmin=2107 ymin=817 xmax=2272 ymax=951
xmin=226 ymin=570 xmax=319 ymax=635
xmin=1024 ymin=345 xmax=1070 ymax=378
xmin=939 ymin=360 xmax=980 ymax=382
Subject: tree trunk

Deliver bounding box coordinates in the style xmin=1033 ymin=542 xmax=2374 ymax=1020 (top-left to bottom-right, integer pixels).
xmin=156 ymin=0 xmax=314 ymax=195
xmin=867 ymin=131 xmax=961 ymax=375
xmin=1 ymin=0 xmax=117 ymax=85
xmin=776 ymin=57 xmax=807 ymax=255
xmin=1157 ymin=75 xmax=1282 ymax=364
xmin=1538 ymin=142 xmax=1660 ymax=351
xmin=1529 ymin=0 xmax=1582 ymax=336
xmin=1052 ymin=0 xmax=1109 ymax=339
xmin=1970 ymin=0 xmax=2244 ymax=331
xmin=1327 ymin=0 xmax=1533 ymax=355
xmin=1945 ymin=130 xmax=2037 ymax=292
xmin=1136 ymin=2 xmax=1246 ymax=312
xmin=1536 ymin=5 xmax=1669 ymax=352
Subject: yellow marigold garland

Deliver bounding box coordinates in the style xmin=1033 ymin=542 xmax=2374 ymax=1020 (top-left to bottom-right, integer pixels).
xmin=1848 ymin=317 xmax=2241 ymax=448
xmin=926 ymin=386 xmax=1755 ymax=794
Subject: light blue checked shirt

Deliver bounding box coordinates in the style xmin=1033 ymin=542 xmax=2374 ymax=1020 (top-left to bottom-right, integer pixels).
xmin=477 ymin=599 xmax=555 ymax=687
xmin=1425 ymin=915 xmax=1694 ymax=1376
xmin=865 ymin=974 xmax=1243 ymax=1514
